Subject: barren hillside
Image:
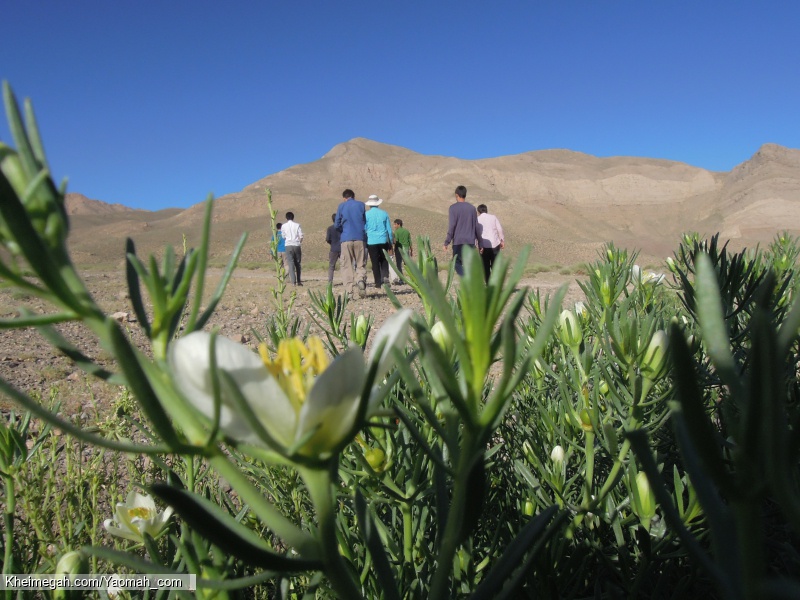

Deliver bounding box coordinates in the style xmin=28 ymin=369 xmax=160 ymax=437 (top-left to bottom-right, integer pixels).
xmin=64 ymin=140 xmax=800 ymax=268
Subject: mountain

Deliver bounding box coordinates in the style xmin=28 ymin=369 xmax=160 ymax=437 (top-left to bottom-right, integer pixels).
xmin=63 ymin=140 xmax=800 ymax=267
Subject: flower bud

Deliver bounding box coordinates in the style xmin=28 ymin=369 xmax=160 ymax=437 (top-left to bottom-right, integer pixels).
xmin=631 ymin=264 xmax=642 ymax=285
xmin=558 ymin=310 xmax=582 ymax=349
xmin=579 ymin=408 xmax=593 ymax=432
xmin=522 ymin=440 xmax=536 ymax=464
xmin=600 ymin=279 xmax=612 ymax=306
xmin=365 ymin=447 xmax=386 ymax=471
xmin=636 ymin=472 xmax=654 ymax=511
xmin=54 ymin=550 xmax=89 ymax=600
xmin=55 ymin=550 xmax=88 ymax=575
xmin=641 ymin=330 xmax=668 ymax=380
xmin=550 ymin=445 xmax=565 ymax=463
xmin=431 ymin=321 xmax=453 ymax=357
xmin=523 ymin=500 xmax=535 ymax=516
xmin=634 ymin=471 xmax=656 ymax=530
xmin=353 ymin=314 xmax=368 ymax=347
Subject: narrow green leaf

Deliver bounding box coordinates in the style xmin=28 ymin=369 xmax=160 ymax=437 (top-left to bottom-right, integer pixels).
xmin=106 ymin=318 xmax=181 ymax=447
xmin=0 ymin=312 xmax=78 ymax=329
xmin=0 ymin=171 xmax=74 ymax=303
xmin=0 ymin=377 xmax=172 ymax=454
xmin=193 ymin=232 xmax=247 ymax=331
xmin=185 ymin=194 xmax=215 ymax=331
xmin=22 ymin=97 xmax=50 ymax=172
xmin=2 ymin=82 xmax=38 ymax=178
xmin=125 ymin=239 xmax=152 ymax=337
xmin=394 ymin=405 xmax=450 ymax=474
xmin=151 ymin=483 xmax=321 ymax=571
xmin=84 ymin=545 xmax=184 ymax=575
xmin=695 ymin=253 xmax=741 ymax=394
xmin=778 ymin=291 xmax=800 ymax=353
xmin=28 ymin=313 xmax=120 ymax=382
xmin=354 ymin=489 xmax=401 ymax=600
xmin=208 ymin=453 xmax=319 ymax=555
xmin=669 ymin=321 xmax=737 ymax=496
xmin=628 ymin=428 xmax=736 ymax=597
xmin=469 ymin=506 xmax=561 ymax=600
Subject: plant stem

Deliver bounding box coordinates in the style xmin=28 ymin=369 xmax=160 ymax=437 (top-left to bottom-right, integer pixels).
xmin=429 ymin=433 xmax=477 ymax=599
xmin=583 ymin=431 xmax=596 ymax=507
xmin=301 ymin=466 xmax=364 ymax=600
xmin=3 ymin=474 xmax=15 ymax=599
xmin=402 ymin=501 xmax=413 ymax=564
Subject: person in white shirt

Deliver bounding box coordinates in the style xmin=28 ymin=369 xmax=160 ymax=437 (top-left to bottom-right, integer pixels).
xmin=476 ymin=204 xmax=505 ymax=283
xmin=282 ymin=211 xmax=304 ymax=286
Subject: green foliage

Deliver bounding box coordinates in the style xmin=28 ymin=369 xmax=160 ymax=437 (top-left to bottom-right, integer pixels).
xmin=3 ymin=83 xmax=800 ymax=599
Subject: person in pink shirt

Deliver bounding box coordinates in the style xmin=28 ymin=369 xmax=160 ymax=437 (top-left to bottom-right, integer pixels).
xmin=476 ymin=204 xmax=505 ymax=283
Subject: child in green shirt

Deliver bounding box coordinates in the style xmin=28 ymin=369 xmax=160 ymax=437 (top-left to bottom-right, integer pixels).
xmin=392 ymin=219 xmax=412 ymax=283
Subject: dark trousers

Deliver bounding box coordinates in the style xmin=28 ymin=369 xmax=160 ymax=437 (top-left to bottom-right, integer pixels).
xmin=367 ymin=243 xmax=390 ymax=287
xmin=328 ymin=249 xmax=340 ymax=283
xmin=285 ymin=245 xmax=302 ymax=284
xmin=394 ymin=246 xmax=405 ymax=277
xmin=452 ymin=244 xmax=466 ymax=276
xmin=481 ymin=245 xmax=499 ymax=282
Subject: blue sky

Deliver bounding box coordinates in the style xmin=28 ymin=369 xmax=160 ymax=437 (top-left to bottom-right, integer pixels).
xmin=2 ymin=1 xmax=799 ymax=210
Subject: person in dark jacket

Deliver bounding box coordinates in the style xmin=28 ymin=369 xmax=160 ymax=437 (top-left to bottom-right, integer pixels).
xmin=325 ymin=213 xmax=342 ymax=284
xmin=443 ymin=185 xmax=480 ymax=276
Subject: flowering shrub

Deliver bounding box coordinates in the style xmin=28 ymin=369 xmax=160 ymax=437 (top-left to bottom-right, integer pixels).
xmin=2 ymin=83 xmax=800 ymax=598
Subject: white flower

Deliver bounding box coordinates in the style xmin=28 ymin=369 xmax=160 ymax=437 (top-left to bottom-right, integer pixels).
xmin=550 ymin=445 xmax=565 ymax=463
xmin=169 ymin=309 xmax=412 ymax=460
xmin=430 ymin=321 xmax=453 ymax=357
xmin=631 ymin=264 xmax=642 ymax=285
xmin=107 ymin=574 xmax=124 ymax=599
xmin=574 ymin=301 xmax=587 ymax=317
xmin=103 ymin=491 xmax=173 ymax=542
xmin=642 ymin=271 xmax=665 ymax=285
xmin=641 ymin=330 xmax=669 ymax=380
xmin=557 ymin=310 xmax=582 ymax=348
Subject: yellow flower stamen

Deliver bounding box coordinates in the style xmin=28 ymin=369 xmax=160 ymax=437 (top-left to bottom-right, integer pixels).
xmin=127 ymin=507 xmax=154 ymax=519
xmin=259 ymin=337 xmax=331 ymax=411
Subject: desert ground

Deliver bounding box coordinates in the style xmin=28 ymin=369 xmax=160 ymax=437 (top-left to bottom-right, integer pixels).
xmin=0 ymin=261 xmax=584 ymax=417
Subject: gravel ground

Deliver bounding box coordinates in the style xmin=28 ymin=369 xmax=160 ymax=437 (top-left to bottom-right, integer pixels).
xmin=0 ymin=265 xmax=581 ymax=418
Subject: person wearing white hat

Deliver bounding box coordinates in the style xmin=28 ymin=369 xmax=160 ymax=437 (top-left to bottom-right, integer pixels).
xmin=365 ymin=195 xmax=393 ymax=289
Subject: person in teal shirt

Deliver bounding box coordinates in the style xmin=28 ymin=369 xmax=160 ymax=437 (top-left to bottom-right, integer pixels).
xmin=365 ymin=195 xmax=393 ymax=289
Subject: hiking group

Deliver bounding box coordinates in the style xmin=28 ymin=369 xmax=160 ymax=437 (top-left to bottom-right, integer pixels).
xmin=272 ymin=185 xmax=503 ymax=295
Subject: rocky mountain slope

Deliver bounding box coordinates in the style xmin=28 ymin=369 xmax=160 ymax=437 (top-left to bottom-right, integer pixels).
xmin=65 ymin=140 xmax=800 ymax=267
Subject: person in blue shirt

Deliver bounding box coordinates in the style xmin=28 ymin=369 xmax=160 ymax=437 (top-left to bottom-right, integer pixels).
xmin=335 ymin=189 xmax=367 ymax=297
xmin=365 ymin=195 xmax=394 ymax=289
xmin=270 ymin=222 xmax=286 ymax=268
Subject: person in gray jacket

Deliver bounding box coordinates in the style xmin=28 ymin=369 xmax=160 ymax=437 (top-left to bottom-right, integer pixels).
xmin=443 ymin=185 xmax=480 ymax=276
